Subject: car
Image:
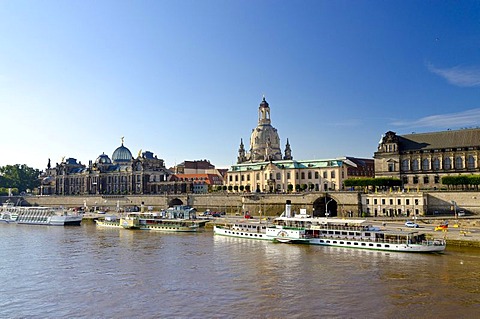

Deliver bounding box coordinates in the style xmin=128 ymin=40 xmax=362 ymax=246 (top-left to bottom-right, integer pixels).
xmin=405 ymin=221 xmax=419 ymax=228
xmin=458 ymin=211 xmax=465 ymax=217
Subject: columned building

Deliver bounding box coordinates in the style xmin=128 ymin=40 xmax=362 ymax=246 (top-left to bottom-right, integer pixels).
xmin=374 ymin=129 xmax=480 ymax=190
xmin=40 ymin=139 xmax=190 ymax=195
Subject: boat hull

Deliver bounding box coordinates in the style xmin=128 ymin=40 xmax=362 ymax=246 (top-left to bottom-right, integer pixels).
xmin=306 ymin=238 xmax=445 ymax=253
xmin=213 ymin=226 xmax=272 ymax=240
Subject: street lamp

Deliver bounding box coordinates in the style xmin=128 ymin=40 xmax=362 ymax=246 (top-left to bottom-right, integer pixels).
xmin=325 ymin=197 xmax=334 ymax=218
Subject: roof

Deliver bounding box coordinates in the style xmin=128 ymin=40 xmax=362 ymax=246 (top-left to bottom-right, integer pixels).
xmin=398 ymin=128 xmax=480 ymax=152
xmin=228 ymin=157 xmax=369 ymax=172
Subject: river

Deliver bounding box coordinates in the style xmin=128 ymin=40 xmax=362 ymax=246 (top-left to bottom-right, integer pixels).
xmin=0 ymin=223 xmax=479 ymax=319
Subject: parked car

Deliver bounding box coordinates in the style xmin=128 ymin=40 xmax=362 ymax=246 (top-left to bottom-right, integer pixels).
xmin=405 ymin=221 xmax=419 ymax=228
xmin=458 ymin=211 xmax=465 ymax=217
xmin=212 ymin=213 xmax=221 ymax=217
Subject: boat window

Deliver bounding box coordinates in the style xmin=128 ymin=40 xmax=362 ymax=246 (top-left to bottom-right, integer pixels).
xmin=335 ymin=231 xmax=340 ymax=235
xmin=333 ymin=241 xmax=337 ymax=244
xmin=320 ymin=240 xmax=324 ymax=243
xmin=385 ymin=245 xmax=390 ymax=248
xmin=369 ymin=243 xmax=374 ymax=247
xmin=348 ymin=232 xmax=355 ymax=236
xmin=342 ymin=232 xmax=347 ymax=236
xmin=365 ymin=233 xmax=370 ymax=236
xmin=347 ymin=242 xmax=351 ymax=245
xmin=354 ymin=243 xmax=358 ymax=245
xmin=377 ymin=244 xmax=381 ymax=247
xmin=361 ymin=243 xmax=366 ymax=246
xmin=340 ymin=241 xmax=344 ymax=244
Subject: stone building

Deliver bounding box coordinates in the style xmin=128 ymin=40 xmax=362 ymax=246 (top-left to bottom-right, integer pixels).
xmin=40 ymin=139 xmax=191 ymax=195
xmin=226 ymin=97 xmax=374 ymax=192
xmin=374 ymin=129 xmax=480 ymax=189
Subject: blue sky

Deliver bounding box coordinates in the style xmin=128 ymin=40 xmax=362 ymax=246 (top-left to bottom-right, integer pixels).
xmin=1 ymin=0 xmax=480 ymax=170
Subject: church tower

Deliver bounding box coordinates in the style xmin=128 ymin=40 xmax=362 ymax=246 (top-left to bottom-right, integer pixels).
xmin=237 ymin=96 xmax=292 ymax=163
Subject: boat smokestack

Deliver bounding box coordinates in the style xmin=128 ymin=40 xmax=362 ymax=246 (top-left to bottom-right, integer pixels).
xmin=285 ymin=200 xmax=291 ymax=218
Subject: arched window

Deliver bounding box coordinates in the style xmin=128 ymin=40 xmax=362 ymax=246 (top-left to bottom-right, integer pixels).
xmin=432 ymin=157 xmax=440 ymax=170
xmin=468 ymin=155 xmax=475 ymax=169
xmin=401 ymin=159 xmax=409 ymax=171
xmin=455 ymin=156 xmax=463 ymax=169
xmin=412 ymin=159 xmax=419 ymax=171
xmin=422 ymin=158 xmax=430 ymax=171
xmin=444 ymin=157 xmax=451 ymax=170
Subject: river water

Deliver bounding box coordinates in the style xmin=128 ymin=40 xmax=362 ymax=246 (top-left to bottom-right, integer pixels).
xmin=0 ymin=223 xmax=479 ymax=319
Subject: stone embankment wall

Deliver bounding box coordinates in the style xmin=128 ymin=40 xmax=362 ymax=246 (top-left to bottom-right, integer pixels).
xmin=2 ymin=191 xmax=479 ymax=216
xmin=1 ymin=192 xmax=360 ymax=216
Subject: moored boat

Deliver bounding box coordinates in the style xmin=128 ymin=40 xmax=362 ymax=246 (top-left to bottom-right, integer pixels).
xmin=213 ymin=202 xmax=446 ymax=253
xmin=1 ymin=205 xmax=82 ymax=226
xmin=95 ymin=206 xmax=207 ymax=232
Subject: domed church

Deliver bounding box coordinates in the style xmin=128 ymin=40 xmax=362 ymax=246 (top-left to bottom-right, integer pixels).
xmin=227 ymin=97 xmax=374 ymax=193
xmin=237 ymin=96 xmax=292 ymax=164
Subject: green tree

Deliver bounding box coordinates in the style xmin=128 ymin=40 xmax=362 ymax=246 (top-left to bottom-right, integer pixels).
xmin=0 ymin=164 xmax=40 ymax=192
xmin=287 ymin=184 xmax=293 ymax=192
xmin=245 ymin=185 xmax=251 ymax=192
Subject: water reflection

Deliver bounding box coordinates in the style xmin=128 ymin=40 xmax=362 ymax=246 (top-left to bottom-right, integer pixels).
xmin=1 ymin=224 xmax=479 ymax=318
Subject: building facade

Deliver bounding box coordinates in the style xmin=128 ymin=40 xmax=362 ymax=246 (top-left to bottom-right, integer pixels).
xmin=227 ymin=157 xmax=374 ymax=193
xmin=40 ymin=140 xmax=191 ymax=195
xmin=374 ymin=129 xmax=480 ymax=189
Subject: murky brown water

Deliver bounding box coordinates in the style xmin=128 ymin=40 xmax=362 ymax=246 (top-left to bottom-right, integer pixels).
xmin=1 ymin=223 xmax=479 ymax=318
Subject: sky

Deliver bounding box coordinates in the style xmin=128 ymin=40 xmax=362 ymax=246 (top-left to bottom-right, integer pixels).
xmin=1 ymin=0 xmax=480 ymax=171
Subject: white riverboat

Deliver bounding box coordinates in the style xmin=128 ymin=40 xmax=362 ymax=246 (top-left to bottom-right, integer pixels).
xmin=273 ymin=215 xmax=446 ymax=253
xmin=1 ymin=205 xmax=82 ymax=226
xmin=96 ymin=206 xmax=207 ymax=232
xmin=214 ymin=203 xmax=446 ymax=253
xmin=213 ymin=221 xmax=271 ymax=240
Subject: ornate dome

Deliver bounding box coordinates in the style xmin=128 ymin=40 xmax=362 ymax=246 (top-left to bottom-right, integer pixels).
xmin=248 ymin=97 xmax=283 ymax=162
xmin=112 ymin=143 xmax=133 ymax=163
xmin=95 ymin=153 xmax=112 ymax=165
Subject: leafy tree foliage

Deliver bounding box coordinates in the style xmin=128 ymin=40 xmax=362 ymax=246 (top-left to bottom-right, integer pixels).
xmin=442 ymin=175 xmax=480 ymax=190
xmin=0 ymin=164 xmax=40 ymax=192
xmin=343 ymin=177 xmax=402 ymax=189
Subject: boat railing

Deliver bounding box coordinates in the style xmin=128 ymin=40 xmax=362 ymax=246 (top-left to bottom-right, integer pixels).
xmin=422 ymin=239 xmax=446 ymax=246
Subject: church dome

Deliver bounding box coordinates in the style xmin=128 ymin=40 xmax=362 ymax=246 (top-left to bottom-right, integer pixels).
xmin=112 ymin=143 xmax=133 ymax=163
xmin=95 ymin=153 xmax=112 ymax=165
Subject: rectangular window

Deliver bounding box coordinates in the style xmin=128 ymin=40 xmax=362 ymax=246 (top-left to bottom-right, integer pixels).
xmin=331 ymin=171 xmax=335 ymax=178
xmin=323 ymin=172 xmax=327 ymax=178
xmin=287 ymin=172 xmax=291 ymax=179
xmin=406 ymin=199 xmax=410 ymax=205
xmin=413 ymin=176 xmax=419 ymax=184
xmin=381 ymin=199 xmax=385 ymax=205
xmin=374 ymin=199 xmax=377 ymax=205
xmin=397 ymin=199 xmax=401 ymax=205
xmin=315 ymin=172 xmax=319 ymax=179
xmin=247 ymin=174 xmax=250 ymax=181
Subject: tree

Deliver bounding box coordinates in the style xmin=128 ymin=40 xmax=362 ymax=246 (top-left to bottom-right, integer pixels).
xmin=287 ymin=184 xmax=293 ymax=192
xmin=245 ymin=185 xmax=251 ymax=192
xmin=0 ymin=164 xmax=41 ymax=192
xmin=234 ymin=185 xmax=239 ymax=192
xmin=239 ymin=185 xmax=244 ymax=192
